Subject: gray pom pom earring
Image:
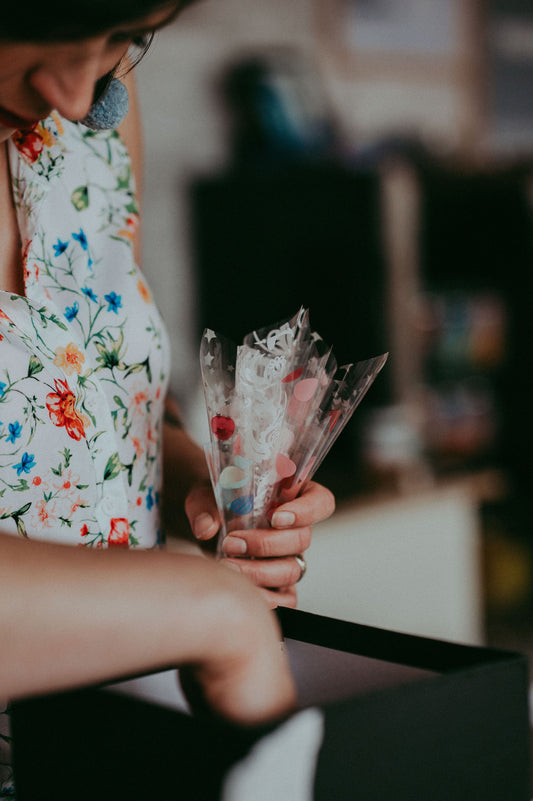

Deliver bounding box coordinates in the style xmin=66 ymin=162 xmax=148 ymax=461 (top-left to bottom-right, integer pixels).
xmin=79 ymin=77 xmax=130 ymax=131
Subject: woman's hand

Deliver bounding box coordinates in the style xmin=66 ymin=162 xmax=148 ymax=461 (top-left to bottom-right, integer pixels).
xmin=180 ymin=567 xmax=297 ymax=725
xmin=185 ymin=480 xmax=335 ymax=609
xmin=0 ymin=534 xmax=295 ymax=727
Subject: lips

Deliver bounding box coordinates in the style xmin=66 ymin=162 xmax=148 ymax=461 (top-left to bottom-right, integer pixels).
xmin=0 ymin=105 xmax=40 ymax=131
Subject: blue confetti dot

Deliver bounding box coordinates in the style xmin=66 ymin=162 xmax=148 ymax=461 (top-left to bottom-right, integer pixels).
xmin=230 ymin=494 xmax=254 ymax=516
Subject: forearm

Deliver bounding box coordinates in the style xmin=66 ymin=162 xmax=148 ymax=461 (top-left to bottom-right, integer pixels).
xmin=0 ymin=533 xmax=291 ymax=722
xmin=163 ymin=423 xmax=210 ymax=489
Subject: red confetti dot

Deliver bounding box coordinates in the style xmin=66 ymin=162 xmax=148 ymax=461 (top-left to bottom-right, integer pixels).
xmin=282 ymin=367 xmax=304 ymax=383
xmin=211 ymin=415 xmax=235 ymax=441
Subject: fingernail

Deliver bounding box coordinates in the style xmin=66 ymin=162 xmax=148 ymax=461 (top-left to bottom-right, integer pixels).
xmin=223 ymin=536 xmax=247 ymax=556
xmin=193 ymin=513 xmax=216 ymax=540
xmin=271 ymin=511 xmax=296 ymax=529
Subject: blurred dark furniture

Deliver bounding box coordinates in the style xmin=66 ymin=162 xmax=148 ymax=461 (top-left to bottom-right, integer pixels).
xmin=190 ymin=162 xmax=390 ymax=497
xmin=417 ymin=162 xmax=533 ymax=533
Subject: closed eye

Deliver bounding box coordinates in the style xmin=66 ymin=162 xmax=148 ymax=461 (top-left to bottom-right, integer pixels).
xmin=108 ymin=31 xmax=153 ymax=49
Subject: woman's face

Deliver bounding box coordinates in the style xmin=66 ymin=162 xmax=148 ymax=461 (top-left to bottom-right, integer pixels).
xmin=0 ymin=7 xmax=175 ymax=143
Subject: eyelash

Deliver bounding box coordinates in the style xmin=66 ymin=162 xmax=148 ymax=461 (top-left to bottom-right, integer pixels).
xmin=131 ymin=33 xmax=152 ymax=49
xmin=109 ymin=32 xmax=152 ymax=49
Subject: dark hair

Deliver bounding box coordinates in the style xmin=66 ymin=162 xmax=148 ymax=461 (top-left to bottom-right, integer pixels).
xmin=0 ymin=0 xmax=198 ymax=41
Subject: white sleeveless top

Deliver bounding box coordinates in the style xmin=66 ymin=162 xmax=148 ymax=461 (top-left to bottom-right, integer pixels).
xmin=0 ymin=113 xmax=171 ymax=797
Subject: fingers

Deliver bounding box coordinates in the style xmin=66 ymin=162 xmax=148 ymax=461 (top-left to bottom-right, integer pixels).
xmin=259 ymin=585 xmax=298 ymax=610
xmin=216 ymin=481 xmax=334 ymax=598
xmin=222 ymin=555 xmax=306 ymax=593
xmin=184 ymin=482 xmax=220 ymax=541
xmin=182 ymin=569 xmax=297 ymax=724
xmin=222 ymin=525 xmax=312 ymax=559
xmin=270 ymin=481 xmax=335 ymax=530
xmin=186 ymin=479 xmax=335 ymax=544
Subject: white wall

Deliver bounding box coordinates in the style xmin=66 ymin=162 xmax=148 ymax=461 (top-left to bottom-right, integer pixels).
xmin=298 ymin=485 xmax=484 ymax=644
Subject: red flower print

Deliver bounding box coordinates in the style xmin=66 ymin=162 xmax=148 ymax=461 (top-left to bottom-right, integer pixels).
xmin=109 ymin=517 xmax=129 ymax=547
xmin=131 ymin=437 xmax=144 ymax=457
xmin=13 ymin=128 xmax=44 ymax=163
xmin=24 ymin=262 xmax=39 ymax=284
xmin=46 ymin=379 xmax=88 ymax=441
xmin=80 ymin=524 xmax=89 ymax=537
xmin=21 ymin=240 xmax=31 ymax=267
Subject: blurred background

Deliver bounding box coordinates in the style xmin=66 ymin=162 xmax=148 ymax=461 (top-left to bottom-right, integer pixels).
xmin=136 ymin=0 xmax=533 ymax=657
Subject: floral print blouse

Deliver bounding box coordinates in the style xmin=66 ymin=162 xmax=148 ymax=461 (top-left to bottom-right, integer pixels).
xmin=0 ymin=114 xmax=171 ymax=797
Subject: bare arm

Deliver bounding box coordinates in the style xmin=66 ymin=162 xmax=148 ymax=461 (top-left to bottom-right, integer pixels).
xmin=0 ymin=533 xmax=295 ymax=725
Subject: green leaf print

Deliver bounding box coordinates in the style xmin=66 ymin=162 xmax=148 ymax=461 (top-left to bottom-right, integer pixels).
xmin=125 ymin=200 xmax=139 ymax=216
xmin=48 ymin=313 xmax=68 ymax=331
xmin=1 ymin=502 xmax=31 ymax=538
xmin=16 ymin=516 xmax=28 ymax=537
xmin=104 ymin=452 xmax=122 ymax=481
xmin=124 ymin=357 xmax=152 ymax=383
xmin=27 ymin=355 xmax=44 ymax=377
xmin=123 ymin=363 xmax=143 ymax=376
xmin=71 ymin=185 xmax=89 ymax=211
xmin=122 ymin=462 xmax=134 ymax=486
xmin=35 ymin=307 xmax=67 ymax=331
xmin=95 ymin=330 xmax=126 ymax=372
xmin=116 ymin=165 xmax=132 ymax=191
xmin=0 ymin=502 xmax=31 ymax=520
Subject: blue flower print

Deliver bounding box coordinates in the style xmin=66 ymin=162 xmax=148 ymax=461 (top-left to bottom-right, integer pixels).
xmin=104 ymin=291 xmax=122 ymax=314
xmin=0 ymin=777 xmax=15 ymax=797
xmin=53 ymin=238 xmax=69 ymax=257
xmin=82 ymin=286 xmax=98 ymax=302
xmin=6 ymin=421 xmax=22 ymax=444
xmin=146 ymin=487 xmax=154 ymax=511
xmin=13 ymin=452 xmax=36 ymax=476
xmin=0 ymin=382 xmax=6 ymax=398
xmin=65 ymin=300 xmax=80 ymax=323
xmin=72 ymin=229 xmax=88 ymax=251
xmin=65 ymin=301 xmax=79 ymax=321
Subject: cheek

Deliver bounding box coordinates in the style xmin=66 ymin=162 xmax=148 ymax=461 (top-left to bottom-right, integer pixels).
xmin=0 ymin=47 xmax=40 ymax=112
xmin=0 ymin=42 xmax=42 ymax=79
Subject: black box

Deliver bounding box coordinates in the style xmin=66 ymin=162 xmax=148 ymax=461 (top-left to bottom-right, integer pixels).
xmin=11 ymin=608 xmax=531 ymax=800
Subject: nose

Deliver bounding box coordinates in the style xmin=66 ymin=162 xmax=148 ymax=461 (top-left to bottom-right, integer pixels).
xmin=29 ymin=43 xmax=114 ymax=122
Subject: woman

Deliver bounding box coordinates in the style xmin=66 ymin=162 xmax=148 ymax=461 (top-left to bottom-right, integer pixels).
xmin=0 ymin=0 xmax=335 ymax=795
